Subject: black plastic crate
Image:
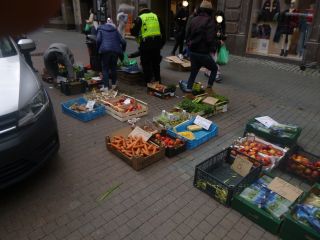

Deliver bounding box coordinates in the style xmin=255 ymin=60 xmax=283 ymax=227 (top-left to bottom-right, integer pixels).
xmin=283 ymin=146 xmax=320 ymax=184
xmin=60 ymin=81 xmax=86 ymax=96
xmin=194 ymin=148 xmax=262 ymax=206
xmin=151 ymin=131 xmax=186 ymax=158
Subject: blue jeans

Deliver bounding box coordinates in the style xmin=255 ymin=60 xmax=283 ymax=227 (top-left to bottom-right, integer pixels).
xmin=101 ymin=52 xmax=118 ymax=88
xmin=187 ymin=52 xmax=218 ymax=89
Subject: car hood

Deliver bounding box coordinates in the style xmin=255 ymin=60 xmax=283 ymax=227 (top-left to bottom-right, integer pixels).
xmin=0 ymin=55 xmax=39 ymax=116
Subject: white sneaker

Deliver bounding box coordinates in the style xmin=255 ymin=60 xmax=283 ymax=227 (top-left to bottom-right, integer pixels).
xmin=178 ymin=54 xmax=184 ymax=60
xmin=100 ymin=87 xmax=109 ymax=92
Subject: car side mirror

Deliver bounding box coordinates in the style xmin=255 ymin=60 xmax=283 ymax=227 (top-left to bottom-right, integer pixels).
xmin=18 ymin=39 xmax=36 ymax=52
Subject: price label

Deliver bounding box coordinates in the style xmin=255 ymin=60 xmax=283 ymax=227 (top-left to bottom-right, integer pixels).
xmin=255 ymin=116 xmax=279 ymax=128
xmin=124 ymin=98 xmax=131 ymax=105
xmin=86 ymin=100 xmax=95 ymax=111
xmin=268 ymin=177 xmax=303 ymax=202
xmin=231 ymin=155 xmax=253 ymax=177
xmin=194 ymin=116 xmax=212 ymax=130
xmin=128 ymin=126 xmax=152 ymax=142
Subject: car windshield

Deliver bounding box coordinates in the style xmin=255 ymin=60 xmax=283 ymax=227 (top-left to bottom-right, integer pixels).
xmin=0 ymin=38 xmax=17 ymax=58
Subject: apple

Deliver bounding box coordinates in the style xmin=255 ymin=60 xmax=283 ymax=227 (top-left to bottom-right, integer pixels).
xmin=311 ymin=170 xmax=319 ymax=179
xmin=304 ymin=168 xmax=312 ymax=176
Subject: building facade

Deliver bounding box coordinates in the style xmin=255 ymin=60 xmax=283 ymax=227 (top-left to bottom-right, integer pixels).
xmin=56 ymin=0 xmax=319 ymax=64
xmin=221 ymin=0 xmax=320 ymax=64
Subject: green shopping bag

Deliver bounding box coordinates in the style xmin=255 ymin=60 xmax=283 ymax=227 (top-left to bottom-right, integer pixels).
xmin=121 ymin=53 xmax=137 ymax=66
xmin=84 ymin=23 xmax=91 ymax=33
xmin=217 ymin=45 xmax=229 ymax=65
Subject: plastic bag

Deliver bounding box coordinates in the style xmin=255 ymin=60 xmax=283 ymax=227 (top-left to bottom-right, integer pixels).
xmin=84 ymin=24 xmax=92 ymax=33
xmin=121 ymin=53 xmax=137 ymax=67
xmin=217 ymin=45 xmax=229 ymax=65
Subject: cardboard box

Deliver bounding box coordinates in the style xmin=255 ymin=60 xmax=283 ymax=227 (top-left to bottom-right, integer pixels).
xmin=106 ymin=127 xmax=165 ymax=171
xmin=165 ymin=56 xmax=191 ymax=71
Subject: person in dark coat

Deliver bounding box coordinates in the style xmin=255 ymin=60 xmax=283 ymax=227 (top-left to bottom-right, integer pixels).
xmin=130 ymin=3 xmax=166 ymax=85
xmin=185 ymin=0 xmax=218 ymax=93
xmin=97 ymin=19 xmax=126 ymax=91
xmin=171 ymin=3 xmax=188 ymax=57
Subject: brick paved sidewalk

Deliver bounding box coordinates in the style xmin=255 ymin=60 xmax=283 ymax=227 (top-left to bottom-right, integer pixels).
xmin=0 ymin=28 xmax=319 ymax=240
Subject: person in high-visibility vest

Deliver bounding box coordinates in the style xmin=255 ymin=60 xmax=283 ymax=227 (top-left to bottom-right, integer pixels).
xmin=130 ymin=3 xmax=166 ymax=85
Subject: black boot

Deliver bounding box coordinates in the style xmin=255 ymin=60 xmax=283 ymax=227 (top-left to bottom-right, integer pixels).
xmin=280 ymin=49 xmax=285 ymax=56
xmin=284 ymin=50 xmax=288 ymax=57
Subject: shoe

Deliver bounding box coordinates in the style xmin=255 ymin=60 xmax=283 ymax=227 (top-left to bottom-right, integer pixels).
xmin=280 ymin=49 xmax=284 ymax=56
xmin=100 ymin=87 xmax=109 ymax=92
xmin=178 ymin=54 xmax=184 ymax=60
xmin=284 ymin=50 xmax=288 ymax=57
xmin=215 ymin=75 xmax=223 ymax=83
xmin=179 ymin=80 xmax=192 ymax=93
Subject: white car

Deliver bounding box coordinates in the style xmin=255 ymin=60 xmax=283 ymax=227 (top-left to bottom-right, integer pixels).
xmin=0 ymin=37 xmax=59 ymax=188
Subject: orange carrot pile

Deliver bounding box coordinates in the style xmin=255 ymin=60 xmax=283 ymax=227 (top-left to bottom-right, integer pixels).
xmin=109 ymin=136 xmax=160 ymax=158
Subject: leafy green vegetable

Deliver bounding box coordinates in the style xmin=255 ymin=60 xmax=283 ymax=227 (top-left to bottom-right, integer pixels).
xmin=178 ymin=99 xmax=214 ymax=115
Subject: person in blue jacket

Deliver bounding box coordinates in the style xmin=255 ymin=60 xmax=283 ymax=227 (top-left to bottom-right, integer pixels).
xmin=97 ymin=18 xmax=126 ymax=91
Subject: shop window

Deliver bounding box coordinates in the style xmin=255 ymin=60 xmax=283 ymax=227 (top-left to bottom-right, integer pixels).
xmin=246 ymin=0 xmax=315 ymax=60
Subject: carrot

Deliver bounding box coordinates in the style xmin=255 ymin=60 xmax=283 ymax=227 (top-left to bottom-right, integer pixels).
xmin=148 ymin=144 xmax=154 ymax=151
xmin=135 ymin=148 xmax=140 ymax=155
xmin=151 ymin=146 xmax=157 ymax=155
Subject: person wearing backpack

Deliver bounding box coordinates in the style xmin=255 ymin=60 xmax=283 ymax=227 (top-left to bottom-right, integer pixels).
xmin=184 ymin=0 xmax=218 ymax=93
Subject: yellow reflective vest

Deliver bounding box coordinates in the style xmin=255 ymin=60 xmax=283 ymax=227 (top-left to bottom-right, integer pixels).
xmin=139 ymin=12 xmax=161 ymax=40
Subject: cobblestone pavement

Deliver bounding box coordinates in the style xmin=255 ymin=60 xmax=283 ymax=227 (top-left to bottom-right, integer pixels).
xmin=0 ymin=29 xmax=319 ymax=240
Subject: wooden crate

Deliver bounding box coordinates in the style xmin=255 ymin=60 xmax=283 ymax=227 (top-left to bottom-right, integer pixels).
xmin=104 ymin=95 xmax=148 ymax=122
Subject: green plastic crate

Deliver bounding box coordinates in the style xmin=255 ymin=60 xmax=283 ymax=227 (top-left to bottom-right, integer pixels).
xmin=232 ymin=195 xmax=282 ymax=234
xmin=244 ymin=118 xmax=302 ymax=148
xmin=279 ymin=184 xmax=320 ymax=240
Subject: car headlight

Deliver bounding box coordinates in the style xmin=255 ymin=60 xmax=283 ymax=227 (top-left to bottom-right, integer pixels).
xmin=18 ymin=88 xmax=49 ymax=127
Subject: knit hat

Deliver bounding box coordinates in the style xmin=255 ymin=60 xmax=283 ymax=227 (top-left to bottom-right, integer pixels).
xmin=200 ymin=0 xmax=213 ymax=10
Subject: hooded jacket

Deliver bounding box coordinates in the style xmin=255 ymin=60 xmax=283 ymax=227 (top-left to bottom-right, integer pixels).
xmin=97 ymin=23 xmax=126 ymax=54
xmin=186 ymin=9 xmax=217 ymax=54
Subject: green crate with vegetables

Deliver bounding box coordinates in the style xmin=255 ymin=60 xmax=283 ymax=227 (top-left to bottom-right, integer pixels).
xmin=231 ymin=173 xmax=298 ymax=234
xmin=177 ymin=93 xmax=229 ymax=117
xmin=244 ymin=117 xmax=301 ymax=148
xmin=280 ymin=184 xmax=320 ymax=240
xmin=193 ymin=148 xmax=261 ymax=206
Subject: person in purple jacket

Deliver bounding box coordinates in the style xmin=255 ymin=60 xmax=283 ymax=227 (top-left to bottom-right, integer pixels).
xmin=97 ymin=19 xmax=126 ymax=91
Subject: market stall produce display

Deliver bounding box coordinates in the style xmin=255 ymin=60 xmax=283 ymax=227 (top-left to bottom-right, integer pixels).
xmin=153 ymin=110 xmax=191 ymax=129
xmin=61 ymin=97 xmax=106 ymax=122
xmin=103 ymin=95 xmax=148 ymax=122
xmin=280 ymin=184 xmax=320 ymax=240
xmin=147 ymin=82 xmax=176 ymax=98
xmin=194 ymin=148 xmax=261 ymax=206
xmin=245 ymin=117 xmax=302 ymax=148
xmin=177 ymin=93 xmax=229 ymax=117
xmin=167 ymin=117 xmax=218 ymax=150
xmin=286 ymin=148 xmax=320 ymax=183
xmin=232 ymin=174 xmax=296 ymax=234
xmin=105 ymin=127 xmax=165 ymax=171
xmin=231 ymin=135 xmax=288 ymax=171
xmin=152 ymin=131 xmax=186 ymax=158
